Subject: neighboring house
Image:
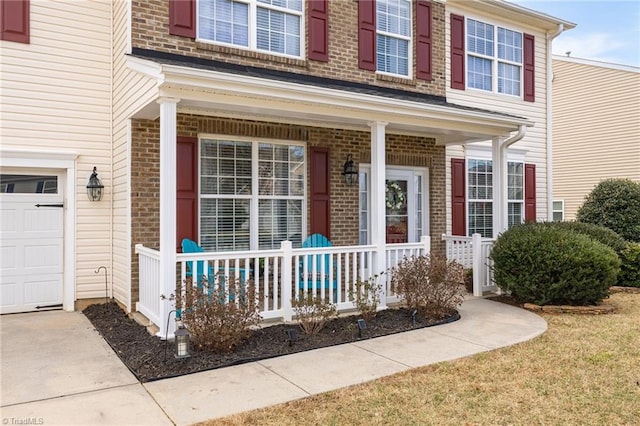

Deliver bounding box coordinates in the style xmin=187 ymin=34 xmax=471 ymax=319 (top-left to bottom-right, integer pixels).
xmin=0 ymin=1 xmax=573 ymax=332
xmin=551 ymin=55 xmax=640 ymax=221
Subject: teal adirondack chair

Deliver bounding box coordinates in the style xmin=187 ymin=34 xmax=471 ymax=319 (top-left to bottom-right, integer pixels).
xmin=181 ymin=238 xmax=212 ymax=287
xmin=181 ymin=239 xmax=249 ymax=302
xmin=299 ymin=234 xmax=338 ymax=300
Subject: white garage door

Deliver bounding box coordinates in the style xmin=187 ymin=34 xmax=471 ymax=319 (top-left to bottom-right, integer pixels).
xmin=1 ymin=179 xmax=64 ymax=314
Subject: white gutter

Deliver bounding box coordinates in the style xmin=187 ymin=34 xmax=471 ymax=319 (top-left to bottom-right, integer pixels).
xmin=547 ymin=24 xmax=565 ymax=221
xmin=502 ymin=124 xmax=527 ymax=149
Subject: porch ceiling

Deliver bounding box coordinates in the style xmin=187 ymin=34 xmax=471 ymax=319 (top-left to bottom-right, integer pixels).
xmin=127 ymin=53 xmax=533 ymax=145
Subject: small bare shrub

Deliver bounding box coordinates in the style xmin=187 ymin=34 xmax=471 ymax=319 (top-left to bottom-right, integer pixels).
xmin=349 ymin=275 xmax=383 ymax=321
xmin=176 ymin=275 xmax=261 ymax=353
xmin=391 ymin=254 xmax=465 ymax=319
xmin=291 ymin=293 xmax=337 ymax=335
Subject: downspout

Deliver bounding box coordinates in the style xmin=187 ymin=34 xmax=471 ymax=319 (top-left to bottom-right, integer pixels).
xmin=502 ymin=124 xmax=527 ymax=150
xmin=496 ymin=125 xmax=527 ymax=236
xmin=547 ymin=24 xmax=565 ymax=221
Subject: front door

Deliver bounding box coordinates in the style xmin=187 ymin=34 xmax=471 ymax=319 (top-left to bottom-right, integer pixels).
xmin=359 ymin=167 xmax=428 ymax=245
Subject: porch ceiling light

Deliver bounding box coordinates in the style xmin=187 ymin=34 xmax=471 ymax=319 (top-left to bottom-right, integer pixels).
xmin=174 ymin=323 xmax=191 ymax=359
xmin=86 ymin=166 xmax=104 ymax=202
xmin=342 ymin=154 xmax=358 ymax=186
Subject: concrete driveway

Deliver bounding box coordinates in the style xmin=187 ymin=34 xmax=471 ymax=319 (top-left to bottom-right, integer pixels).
xmin=0 ymin=310 xmax=171 ymax=425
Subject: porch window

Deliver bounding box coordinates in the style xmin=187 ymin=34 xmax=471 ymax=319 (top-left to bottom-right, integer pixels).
xmin=198 ymin=0 xmax=303 ymax=57
xmin=467 ymin=19 xmax=522 ymax=96
xmin=467 ymin=159 xmax=524 ymax=237
xmin=507 ymin=162 xmax=524 ymax=228
xmin=376 ymin=0 xmax=412 ymax=77
xmin=199 ymin=138 xmax=304 ymax=251
xmin=467 ymin=159 xmax=493 ymax=237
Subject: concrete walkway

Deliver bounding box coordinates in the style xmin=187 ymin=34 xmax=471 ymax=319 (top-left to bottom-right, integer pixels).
xmin=1 ymin=298 xmax=546 ymax=425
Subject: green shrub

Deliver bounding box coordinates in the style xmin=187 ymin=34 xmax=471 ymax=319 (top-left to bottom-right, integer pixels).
xmin=544 ymin=221 xmax=627 ymax=255
xmin=576 ymin=178 xmax=640 ymax=242
xmin=176 ymin=276 xmax=261 ymax=353
xmin=490 ymin=223 xmax=620 ymax=305
xmin=618 ymin=243 xmax=640 ymax=287
xmin=291 ymin=293 xmax=337 ymax=335
xmin=390 ymin=254 xmax=465 ymax=320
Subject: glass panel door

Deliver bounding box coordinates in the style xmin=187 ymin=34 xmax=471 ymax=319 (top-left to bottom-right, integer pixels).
xmin=385 ymin=178 xmax=409 ymax=243
xmin=358 ymin=167 xmax=428 ymax=245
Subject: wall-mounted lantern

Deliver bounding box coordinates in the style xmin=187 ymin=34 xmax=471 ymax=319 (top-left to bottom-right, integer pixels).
xmin=86 ymin=167 xmax=104 ymax=202
xmin=342 ymin=154 xmax=358 ymax=186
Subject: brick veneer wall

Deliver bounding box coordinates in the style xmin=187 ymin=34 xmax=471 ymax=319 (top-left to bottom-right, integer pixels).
xmin=131 ymin=1 xmax=446 ymax=97
xmin=130 ymin=115 xmax=446 ymax=301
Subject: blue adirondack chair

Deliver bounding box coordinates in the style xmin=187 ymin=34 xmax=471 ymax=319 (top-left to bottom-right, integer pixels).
xmin=299 ymin=234 xmax=338 ymax=299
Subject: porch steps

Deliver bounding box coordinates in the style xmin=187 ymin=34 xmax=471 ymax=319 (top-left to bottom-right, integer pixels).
xmin=130 ymin=311 xmax=159 ymax=336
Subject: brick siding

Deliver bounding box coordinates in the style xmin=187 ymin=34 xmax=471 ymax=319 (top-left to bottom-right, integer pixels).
xmin=130 ymin=115 xmax=445 ymax=301
xmin=131 ymin=0 xmax=446 ymax=97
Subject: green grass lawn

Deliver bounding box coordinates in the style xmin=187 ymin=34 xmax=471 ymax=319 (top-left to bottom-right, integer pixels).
xmin=202 ymin=293 xmax=640 ymax=426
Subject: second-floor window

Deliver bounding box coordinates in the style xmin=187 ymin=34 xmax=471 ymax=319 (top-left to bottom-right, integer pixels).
xmin=467 ymin=19 xmax=522 ymax=96
xmin=376 ymin=0 xmax=412 ymax=77
xmin=198 ymin=0 xmax=303 ymax=57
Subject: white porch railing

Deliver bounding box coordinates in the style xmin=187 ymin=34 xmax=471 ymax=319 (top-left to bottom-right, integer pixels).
xmin=442 ymin=233 xmax=496 ymax=296
xmin=136 ymin=237 xmax=431 ymax=337
xmin=135 ymin=245 xmax=162 ymax=328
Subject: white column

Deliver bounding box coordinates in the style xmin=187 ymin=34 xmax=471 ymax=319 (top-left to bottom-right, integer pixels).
xmin=158 ymin=97 xmax=179 ymax=338
xmin=369 ymin=121 xmax=387 ymax=307
xmin=491 ymin=137 xmax=508 ymax=238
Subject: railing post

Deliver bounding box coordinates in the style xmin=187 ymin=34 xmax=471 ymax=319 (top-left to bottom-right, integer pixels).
xmin=281 ymin=240 xmax=293 ymax=322
xmin=472 ymin=233 xmax=483 ymax=296
xmin=421 ymin=235 xmax=431 ymax=255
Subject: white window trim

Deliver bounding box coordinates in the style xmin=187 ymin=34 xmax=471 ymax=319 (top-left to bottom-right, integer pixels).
xmin=196 ymin=0 xmax=305 ymax=60
xmin=197 ymin=134 xmax=307 ymax=251
xmin=552 ymin=200 xmax=565 ymax=222
xmin=464 ymin=149 xmax=527 ymax=236
xmin=465 ymin=16 xmax=524 ymax=98
xmin=376 ymin=0 xmax=413 ymax=78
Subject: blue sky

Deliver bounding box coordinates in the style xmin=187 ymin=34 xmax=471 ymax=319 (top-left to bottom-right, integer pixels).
xmin=511 ymin=0 xmax=640 ymax=67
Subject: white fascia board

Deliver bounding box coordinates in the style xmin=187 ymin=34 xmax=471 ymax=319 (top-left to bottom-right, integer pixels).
xmin=453 ymin=0 xmax=576 ymax=31
xmin=157 ymin=63 xmax=533 ymax=129
xmin=126 ymin=55 xmax=165 ymax=82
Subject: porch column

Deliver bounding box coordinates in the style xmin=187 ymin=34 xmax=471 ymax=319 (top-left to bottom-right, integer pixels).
xmin=158 ymin=97 xmax=180 ymax=337
xmin=491 ymin=137 xmax=508 ymax=238
xmin=369 ymin=121 xmax=387 ymax=307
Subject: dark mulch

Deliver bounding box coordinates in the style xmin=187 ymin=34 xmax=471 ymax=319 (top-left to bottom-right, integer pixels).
xmin=83 ymin=301 xmax=459 ymax=383
xmin=485 ymin=294 xmax=524 ymax=308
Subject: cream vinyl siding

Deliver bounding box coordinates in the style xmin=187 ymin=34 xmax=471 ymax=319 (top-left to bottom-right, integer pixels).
xmin=0 ymin=0 xmax=112 ymax=300
xmin=444 ymin=6 xmax=550 ymax=234
xmin=552 ymin=57 xmax=640 ymax=220
xmin=112 ymin=0 xmax=157 ymax=310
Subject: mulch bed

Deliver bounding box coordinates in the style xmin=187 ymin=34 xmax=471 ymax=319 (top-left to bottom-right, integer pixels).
xmin=83 ymin=301 xmax=459 ymax=383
